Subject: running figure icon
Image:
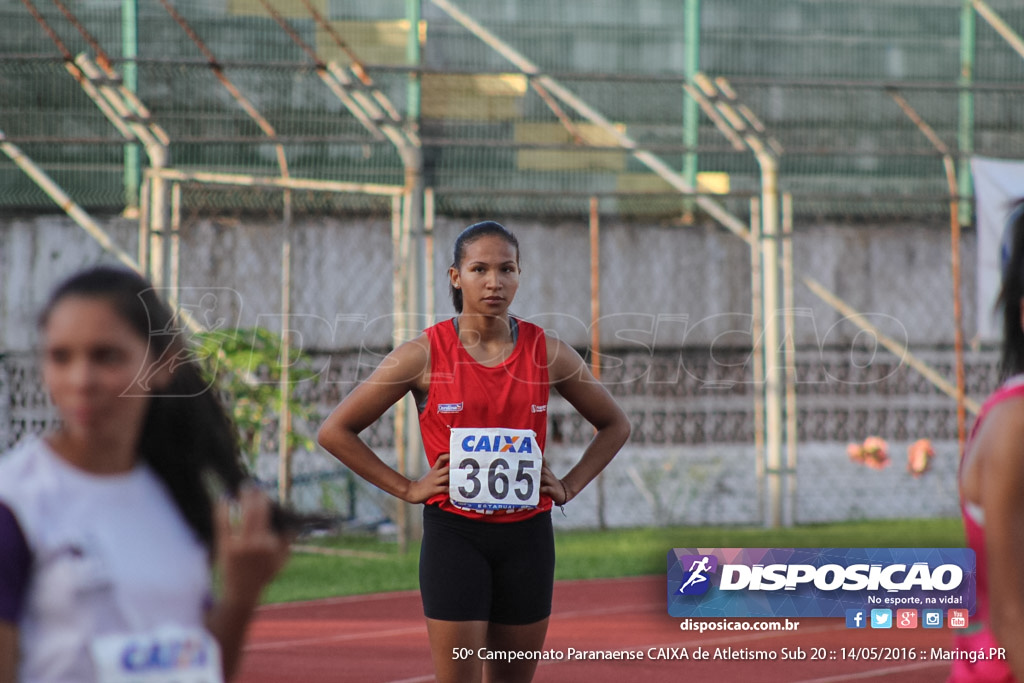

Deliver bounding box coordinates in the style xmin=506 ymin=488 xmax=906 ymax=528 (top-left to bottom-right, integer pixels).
xmin=679 ymin=556 xmax=712 ymax=593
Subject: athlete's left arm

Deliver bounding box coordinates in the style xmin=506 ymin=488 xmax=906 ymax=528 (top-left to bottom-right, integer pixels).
xmin=205 ymin=488 xmax=291 ymax=681
xmin=542 ymin=336 xmax=631 ymax=504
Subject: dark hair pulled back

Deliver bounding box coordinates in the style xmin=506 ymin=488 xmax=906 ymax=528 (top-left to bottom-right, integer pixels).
xmin=998 ymin=201 xmax=1024 ymax=381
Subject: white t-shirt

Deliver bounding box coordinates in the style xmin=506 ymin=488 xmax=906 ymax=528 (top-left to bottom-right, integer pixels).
xmin=0 ymin=437 xmax=212 ymax=683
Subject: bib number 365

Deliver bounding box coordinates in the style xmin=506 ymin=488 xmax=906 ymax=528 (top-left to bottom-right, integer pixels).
xmin=449 ymin=428 xmax=541 ymax=511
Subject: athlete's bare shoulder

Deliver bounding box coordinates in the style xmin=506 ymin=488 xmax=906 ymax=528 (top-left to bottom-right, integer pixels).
xmin=543 ymin=332 xmax=587 ymax=384
xmin=390 ymin=332 xmax=431 ymax=394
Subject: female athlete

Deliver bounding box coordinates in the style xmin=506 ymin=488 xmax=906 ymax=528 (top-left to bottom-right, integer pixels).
xmin=0 ymin=266 xmax=292 ymax=683
xmin=954 ymin=201 xmax=1024 ymax=681
xmin=318 ymin=220 xmax=631 ymax=683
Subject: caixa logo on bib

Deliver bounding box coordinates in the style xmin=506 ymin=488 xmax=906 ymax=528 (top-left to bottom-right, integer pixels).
xmin=459 ymin=433 xmax=535 ymax=454
xmin=667 ymin=548 xmax=976 ymax=618
xmin=449 ymin=428 xmax=541 ymax=511
xmin=90 ymin=626 xmax=222 ymax=683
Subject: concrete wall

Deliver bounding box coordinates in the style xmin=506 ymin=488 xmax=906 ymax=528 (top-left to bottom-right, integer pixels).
xmin=0 ymin=212 xmax=976 ymax=353
xmin=0 ymin=211 xmax=984 ymax=528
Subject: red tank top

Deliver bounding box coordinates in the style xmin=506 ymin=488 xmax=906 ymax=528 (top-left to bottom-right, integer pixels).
xmin=951 ymin=378 xmax=1024 ymax=682
xmin=420 ymin=317 xmax=552 ymax=522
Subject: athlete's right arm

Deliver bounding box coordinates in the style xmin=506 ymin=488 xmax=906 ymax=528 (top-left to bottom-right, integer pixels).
xmin=317 ymin=335 xmax=448 ymax=504
xmin=0 ymin=622 xmax=15 ymax=683
xmin=973 ymin=398 xmax=1024 ymax=680
xmin=0 ymin=501 xmax=27 ymax=683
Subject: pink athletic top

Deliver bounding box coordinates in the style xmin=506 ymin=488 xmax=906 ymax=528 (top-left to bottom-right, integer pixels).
xmin=950 ymin=379 xmax=1024 ymax=682
xmin=419 ymin=317 xmax=552 ymax=522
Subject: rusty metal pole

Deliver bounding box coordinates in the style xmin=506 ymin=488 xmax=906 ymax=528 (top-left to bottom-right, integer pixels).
xmin=589 ymin=196 xmax=607 ymax=530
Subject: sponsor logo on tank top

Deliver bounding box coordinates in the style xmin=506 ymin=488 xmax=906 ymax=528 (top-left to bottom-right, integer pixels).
xmin=438 ymin=402 xmax=463 ymax=414
xmin=531 ymin=404 xmax=547 ymax=413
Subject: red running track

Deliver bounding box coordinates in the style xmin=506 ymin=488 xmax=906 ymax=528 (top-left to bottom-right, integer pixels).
xmin=239 ymin=576 xmax=963 ymax=682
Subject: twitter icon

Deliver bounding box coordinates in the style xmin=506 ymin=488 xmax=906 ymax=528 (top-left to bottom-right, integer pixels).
xmin=870 ymin=609 xmax=893 ymax=629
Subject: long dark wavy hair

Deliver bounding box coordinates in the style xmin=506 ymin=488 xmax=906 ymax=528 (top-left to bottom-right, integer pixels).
xmin=997 ymin=201 xmax=1024 ymax=382
xmin=449 ymin=220 xmax=520 ymax=313
xmin=38 ymin=266 xmax=248 ymax=553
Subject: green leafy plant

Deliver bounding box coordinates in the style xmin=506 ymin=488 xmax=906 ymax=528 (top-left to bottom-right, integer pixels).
xmin=193 ymin=327 xmax=319 ymax=465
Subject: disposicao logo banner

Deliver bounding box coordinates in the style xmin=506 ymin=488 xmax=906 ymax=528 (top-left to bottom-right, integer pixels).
xmin=667 ymin=548 xmax=976 ymax=618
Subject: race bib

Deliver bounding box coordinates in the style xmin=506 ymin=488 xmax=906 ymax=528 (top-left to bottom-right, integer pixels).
xmin=91 ymin=625 xmax=223 ymax=683
xmin=449 ymin=428 xmax=541 ymax=512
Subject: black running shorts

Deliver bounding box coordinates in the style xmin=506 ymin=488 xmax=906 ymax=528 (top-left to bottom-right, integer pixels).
xmin=419 ymin=504 xmax=555 ymax=625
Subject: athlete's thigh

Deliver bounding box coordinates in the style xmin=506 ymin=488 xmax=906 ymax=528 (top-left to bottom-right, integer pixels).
xmin=489 ymin=513 xmax=554 ymax=626
xmin=484 ymin=619 xmax=550 ymax=683
xmin=420 ymin=508 xmax=493 ymax=621
xmin=426 ymin=618 xmax=488 ymax=683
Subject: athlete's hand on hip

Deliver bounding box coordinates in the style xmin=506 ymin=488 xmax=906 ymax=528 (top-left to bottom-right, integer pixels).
xmin=540 ymin=463 xmax=573 ymax=505
xmin=405 ymin=452 xmax=450 ymax=504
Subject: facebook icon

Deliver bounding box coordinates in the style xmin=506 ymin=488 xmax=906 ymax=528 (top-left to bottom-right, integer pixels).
xmin=846 ymin=609 xmax=867 ymax=629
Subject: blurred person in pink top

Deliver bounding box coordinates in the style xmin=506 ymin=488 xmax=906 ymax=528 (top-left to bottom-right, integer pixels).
xmin=954 ymin=201 xmax=1024 ymax=682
